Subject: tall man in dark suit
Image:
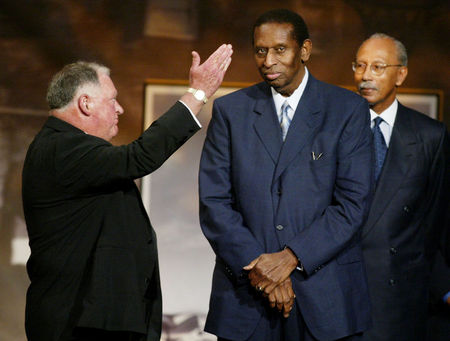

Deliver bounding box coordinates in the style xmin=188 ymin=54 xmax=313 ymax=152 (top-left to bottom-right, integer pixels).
xmin=22 ymin=44 xmax=233 ymax=341
xmin=199 ymin=9 xmax=373 ymax=341
xmin=353 ymin=33 xmax=449 ymax=341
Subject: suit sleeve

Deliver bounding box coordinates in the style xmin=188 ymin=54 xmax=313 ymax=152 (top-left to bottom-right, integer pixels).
xmin=286 ymin=98 xmax=373 ymax=275
xmin=424 ymin=126 xmax=450 ymax=263
xmin=55 ymin=101 xmax=200 ymax=191
xmin=430 ymin=250 xmax=450 ymax=304
xmin=199 ymin=101 xmax=264 ymax=281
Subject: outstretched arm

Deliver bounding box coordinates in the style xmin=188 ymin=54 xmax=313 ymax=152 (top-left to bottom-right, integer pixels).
xmin=180 ymin=44 xmax=233 ymax=114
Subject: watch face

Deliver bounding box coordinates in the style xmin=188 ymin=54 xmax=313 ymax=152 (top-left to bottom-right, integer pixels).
xmin=195 ymin=90 xmax=206 ymax=101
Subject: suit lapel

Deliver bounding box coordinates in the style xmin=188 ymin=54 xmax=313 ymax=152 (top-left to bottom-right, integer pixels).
xmin=362 ymin=104 xmax=417 ymax=237
xmin=253 ymin=84 xmax=284 ymax=163
xmin=273 ymin=76 xmax=322 ymax=181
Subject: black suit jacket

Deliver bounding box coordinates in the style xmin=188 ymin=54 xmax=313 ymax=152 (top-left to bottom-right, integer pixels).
xmin=427 ymin=250 xmax=450 ymax=341
xmin=361 ymin=103 xmax=449 ymax=341
xmin=22 ymin=102 xmax=200 ymax=341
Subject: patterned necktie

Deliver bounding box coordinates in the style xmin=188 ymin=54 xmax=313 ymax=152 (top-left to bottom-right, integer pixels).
xmin=280 ymin=101 xmax=292 ymax=141
xmin=372 ymin=116 xmax=387 ymax=183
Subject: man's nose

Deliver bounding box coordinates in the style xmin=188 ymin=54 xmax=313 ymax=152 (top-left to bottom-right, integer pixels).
xmin=116 ymin=101 xmax=124 ymax=115
xmin=264 ymin=50 xmax=277 ymax=68
xmin=361 ymin=64 xmax=373 ymax=81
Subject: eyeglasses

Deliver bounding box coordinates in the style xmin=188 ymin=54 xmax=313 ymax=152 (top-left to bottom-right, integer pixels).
xmin=352 ymin=62 xmax=403 ymax=76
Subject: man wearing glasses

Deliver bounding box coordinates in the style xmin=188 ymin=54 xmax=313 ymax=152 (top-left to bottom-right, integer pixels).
xmin=353 ymin=33 xmax=449 ymax=341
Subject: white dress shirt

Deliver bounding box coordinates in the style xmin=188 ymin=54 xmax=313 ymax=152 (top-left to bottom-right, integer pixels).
xmin=370 ymin=99 xmax=398 ymax=147
xmin=271 ymin=67 xmax=309 ymax=123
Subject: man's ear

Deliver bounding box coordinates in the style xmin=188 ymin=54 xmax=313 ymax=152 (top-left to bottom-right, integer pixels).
xmin=300 ymin=39 xmax=312 ymax=63
xmin=395 ymin=66 xmax=408 ymax=87
xmin=78 ymin=94 xmax=92 ymax=116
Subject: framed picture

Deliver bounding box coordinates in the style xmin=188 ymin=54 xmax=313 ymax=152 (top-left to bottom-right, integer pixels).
xmin=396 ymin=88 xmax=443 ymax=120
xmin=141 ymin=79 xmax=245 ymax=316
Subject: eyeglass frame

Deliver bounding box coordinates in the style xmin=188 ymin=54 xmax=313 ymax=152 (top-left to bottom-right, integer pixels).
xmin=352 ymin=61 xmax=404 ymax=76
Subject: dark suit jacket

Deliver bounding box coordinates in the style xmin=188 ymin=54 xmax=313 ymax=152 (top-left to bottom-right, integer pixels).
xmin=427 ymin=250 xmax=450 ymax=341
xmin=361 ymin=103 xmax=449 ymax=341
xmin=199 ymin=75 xmax=373 ymax=341
xmin=22 ymin=102 xmax=200 ymax=341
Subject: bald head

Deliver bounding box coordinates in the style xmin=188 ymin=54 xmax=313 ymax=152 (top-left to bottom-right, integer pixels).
xmin=354 ymin=34 xmax=408 ymax=114
xmin=358 ymin=33 xmax=407 ymax=67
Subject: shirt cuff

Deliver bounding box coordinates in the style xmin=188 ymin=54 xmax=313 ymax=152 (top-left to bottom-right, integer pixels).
xmin=284 ymin=246 xmax=304 ymax=272
xmin=178 ymin=100 xmax=202 ymax=128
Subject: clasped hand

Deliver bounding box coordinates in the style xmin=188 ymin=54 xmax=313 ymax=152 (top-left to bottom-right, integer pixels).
xmin=244 ymin=248 xmax=298 ymax=317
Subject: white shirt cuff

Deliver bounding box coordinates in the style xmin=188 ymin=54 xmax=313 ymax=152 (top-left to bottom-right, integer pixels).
xmin=178 ymin=100 xmax=202 ymax=128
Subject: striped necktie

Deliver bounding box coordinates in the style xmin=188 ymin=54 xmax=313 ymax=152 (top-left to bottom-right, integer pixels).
xmin=280 ymin=101 xmax=292 ymax=141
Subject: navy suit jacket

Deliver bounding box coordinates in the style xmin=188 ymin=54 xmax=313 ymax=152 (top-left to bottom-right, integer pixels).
xmin=361 ymin=103 xmax=449 ymax=341
xmin=199 ymin=75 xmax=373 ymax=340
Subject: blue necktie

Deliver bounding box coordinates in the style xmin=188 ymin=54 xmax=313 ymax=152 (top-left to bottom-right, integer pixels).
xmin=280 ymin=101 xmax=292 ymax=141
xmin=372 ymin=117 xmax=387 ymax=183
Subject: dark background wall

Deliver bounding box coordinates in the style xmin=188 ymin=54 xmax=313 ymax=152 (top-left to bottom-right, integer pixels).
xmin=0 ymin=0 xmax=449 ymax=144
xmin=0 ymin=1 xmax=448 ymax=340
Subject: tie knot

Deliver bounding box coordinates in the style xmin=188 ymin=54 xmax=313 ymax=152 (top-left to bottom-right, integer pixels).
xmin=373 ymin=116 xmax=384 ymax=127
xmin=281 ymin=101 xmax=290 ymax=114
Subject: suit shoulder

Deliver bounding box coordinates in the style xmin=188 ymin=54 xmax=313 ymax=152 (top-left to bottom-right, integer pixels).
xmin=214 ymin=82 xmax=266 ymax=105
xmin=314 ymin=79 xmax=364 ymax=104
xmin=401 ymin=104 xmax=447 ymax=135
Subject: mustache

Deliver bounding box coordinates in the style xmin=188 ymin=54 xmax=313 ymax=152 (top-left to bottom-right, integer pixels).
xmin=358 ymin=81 xmax=378 ymax=91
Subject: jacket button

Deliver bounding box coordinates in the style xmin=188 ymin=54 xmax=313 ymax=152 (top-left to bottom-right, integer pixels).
xmin=276 ymin=224 xmax=284 ymax=231
xmin=389 ymin=247 xmax=397 ymax=255
xmin=389 ymin=279 xmax=396 ymax=286
xmin=403 ymin=206 xmax=410 ymax=213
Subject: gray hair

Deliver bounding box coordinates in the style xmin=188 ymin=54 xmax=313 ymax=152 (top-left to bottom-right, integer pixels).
xmin=46 ymin=61 xmax=110 ymax=110
xmin=365 ymin=33 xmax=408 ymax=66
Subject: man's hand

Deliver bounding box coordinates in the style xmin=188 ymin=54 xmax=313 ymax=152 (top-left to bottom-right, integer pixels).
xmin=190 ymin=44 xmax=233 ymax=98
xmin=267 ymin=277 xmax=296 ymax=318
xmin=181 ymin=44 xmax=233 ymax=114
xmin=243 ymin=248 xmax=298 ymax=295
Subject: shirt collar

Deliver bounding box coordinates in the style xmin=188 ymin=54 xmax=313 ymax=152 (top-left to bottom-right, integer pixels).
xmin=271 ymin=67 xmax=309 ymax=115
xmin=370 ymin=99 xmax=398 ymax=127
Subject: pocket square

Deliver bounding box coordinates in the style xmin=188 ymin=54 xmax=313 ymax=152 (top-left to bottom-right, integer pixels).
xmin=312 ymin=151 xmax=323 ymax=160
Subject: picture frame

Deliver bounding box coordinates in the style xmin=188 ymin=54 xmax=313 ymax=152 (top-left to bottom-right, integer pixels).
xmin=396 ymin=88 xmax=443 ymax=121
xmin=141 ymin=79 xmax=245 ymax=315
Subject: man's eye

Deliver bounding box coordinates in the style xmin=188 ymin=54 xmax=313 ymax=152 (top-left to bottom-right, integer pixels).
xmin=373 ymin=64 xmax=383 ymax=71
xmin=255 ymin=48 xmax=267 ymax=55
xmin=356 ymin=63 xmax=366 ymax=69
xmin=276 ymin=47 xmax=285 ymax=52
